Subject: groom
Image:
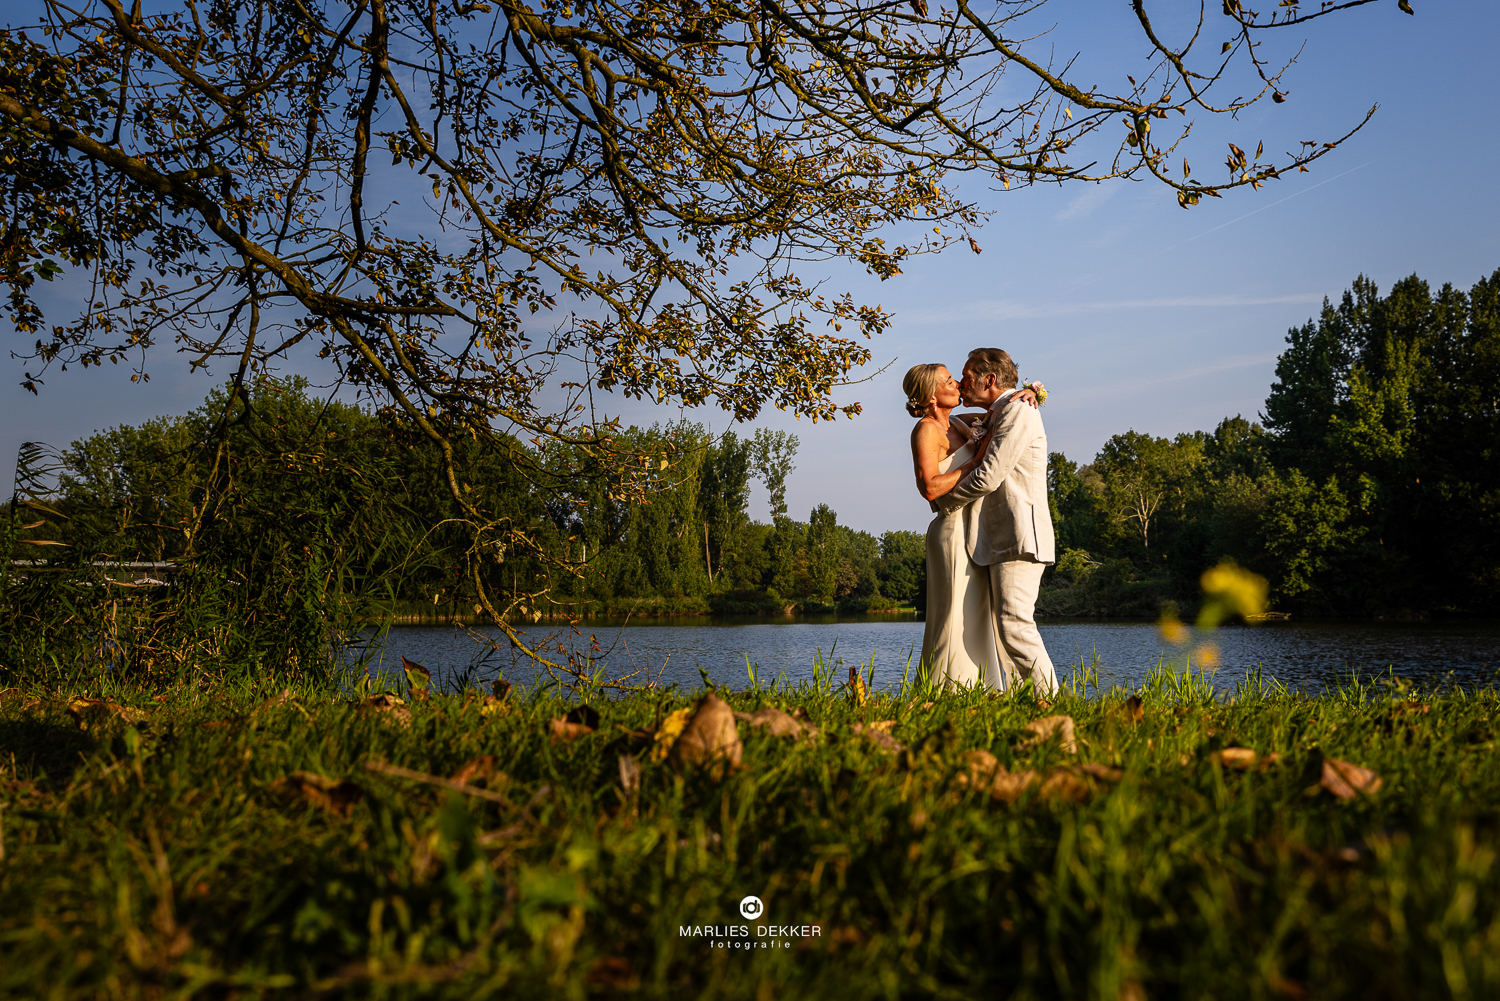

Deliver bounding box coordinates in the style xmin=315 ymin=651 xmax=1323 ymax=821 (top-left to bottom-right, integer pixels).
xmin=935 ymin=348 xmax=1058 ymax=693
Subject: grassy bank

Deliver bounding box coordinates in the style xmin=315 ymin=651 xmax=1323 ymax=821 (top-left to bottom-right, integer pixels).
xmin=1 ymin=666 xmax=1498 ymax=999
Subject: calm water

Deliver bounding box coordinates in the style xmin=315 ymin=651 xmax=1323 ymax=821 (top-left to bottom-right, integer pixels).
xmin=357 ymin=615 xmax=1500 ymax=695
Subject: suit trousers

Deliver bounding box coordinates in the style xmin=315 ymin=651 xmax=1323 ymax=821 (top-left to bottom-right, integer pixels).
xmin=987 ymin=558 xmax=1057 ymax=694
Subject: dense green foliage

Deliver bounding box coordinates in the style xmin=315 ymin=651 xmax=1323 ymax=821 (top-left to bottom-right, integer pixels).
xmin=6 ymin=378 xmax=924 ymax=647
xmin=2 ymin=669 xmax=1498 ymax=999
xmin=1047 ymin=268 xmax=1500 ymax=618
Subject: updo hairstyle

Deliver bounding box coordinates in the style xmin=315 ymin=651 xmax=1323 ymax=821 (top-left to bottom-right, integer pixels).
xmin=902 ymin=363 xmax=946 ymax=418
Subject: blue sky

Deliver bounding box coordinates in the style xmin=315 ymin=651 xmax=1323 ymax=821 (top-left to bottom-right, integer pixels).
xmin=5 ymin=1 xmax=1497 ymax=535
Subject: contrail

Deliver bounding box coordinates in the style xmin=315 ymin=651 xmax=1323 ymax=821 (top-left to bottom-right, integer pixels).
xmin=1155 ymin=159 xmax=1375 ymax=256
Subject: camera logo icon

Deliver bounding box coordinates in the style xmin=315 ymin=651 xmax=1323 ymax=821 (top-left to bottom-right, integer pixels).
xmin=739 ymin=895 xmax=765 ymax=920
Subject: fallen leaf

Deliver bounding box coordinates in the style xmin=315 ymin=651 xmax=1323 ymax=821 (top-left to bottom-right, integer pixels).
xmin=549 ymin=718 xmax=595 ymax=742
xmin=848 ymin=663 xmax=868 ymax=706
xmin=671 ymin=693 xmax=743 ymax=773
xmin=1039 ymin=768 xmax=1093 ymax=803
xmin=650 ymin=707 xmax=693 ymax=763
xmin=1321 ymin=757 xmax=1382 ymax=800
xmin=270 ymin=771 xmax=364 ymax=817
xmin=402 ymin=656 xmax=431 ymax=700
xmin=1124 ymin=696 xmax=1144 ymax=723
xmin=492 ymin=678 xmax=513 ymax=701
xmin=1018 ymin=715 xmax=1077 ymax=754
xmin=449 ymin=754 xmax=498 ymax=786
xmin=852 ymin=721 xmax=906 ymax=754
xmin=1216 ymin=747 xmax=1259 ymax=769
xmin=989 ymin=769 xmax=1040 ymax=803
xmin=366 ymin=693 xmax=412 ymax=727
xmin=618 ymin=753 xmax=641 ymax=794
xmin=1078 ymin=762 xmax=1124 ymax=782
xmin=734 ymin=706 xmax=817 ymax=739
xmin=959 ymin=749 xmax=1002 ymax=788
xmin=65 ymin=697 xmax=142 ymax=729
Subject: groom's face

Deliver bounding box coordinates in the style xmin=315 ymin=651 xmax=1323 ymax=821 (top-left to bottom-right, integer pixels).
xmin=959 ymin=363 xmax=992 ymax=407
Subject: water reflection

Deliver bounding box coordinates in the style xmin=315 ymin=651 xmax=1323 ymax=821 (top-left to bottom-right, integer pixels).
xmin=358 ymin=615 xmax=1500 ymax=695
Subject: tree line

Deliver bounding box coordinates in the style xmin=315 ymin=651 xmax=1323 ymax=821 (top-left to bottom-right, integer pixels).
xmin=8 ymin=376 xmax=927 ymax=620
xmin=12 ymin=268 xmax=1497 ymax=623
xmin=1046 ymin=268 xmax=1500 ymax=618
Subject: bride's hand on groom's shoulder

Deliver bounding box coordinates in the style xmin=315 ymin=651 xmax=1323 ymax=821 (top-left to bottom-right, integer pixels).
xmin=1011 ymin=386 xmax=1040 ymax=409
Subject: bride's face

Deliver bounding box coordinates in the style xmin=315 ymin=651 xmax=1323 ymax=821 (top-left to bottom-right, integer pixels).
xmin=932 ymin=367 xmax=962 ymax=409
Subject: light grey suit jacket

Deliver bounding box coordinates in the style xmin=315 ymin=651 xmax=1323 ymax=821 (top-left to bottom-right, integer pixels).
xmin=934 ymin=393 xmax=1056 ymax=567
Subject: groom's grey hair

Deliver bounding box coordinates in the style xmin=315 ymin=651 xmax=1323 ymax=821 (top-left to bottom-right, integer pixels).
xmin=966 ymin=348 xmax=1018 ymax=390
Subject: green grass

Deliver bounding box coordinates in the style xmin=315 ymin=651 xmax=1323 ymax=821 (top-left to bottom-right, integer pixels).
xmin=1 ymin=663 xmax=1498 ymax=999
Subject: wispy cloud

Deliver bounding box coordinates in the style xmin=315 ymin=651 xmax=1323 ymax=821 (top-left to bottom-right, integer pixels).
xmin=906 ymin=292 xmax=1323 ymax=325
xmin=1054 ymin=184 xmax=1116 ymax=221
xmin=1065 ymin=352 xmax=1281 ymax=403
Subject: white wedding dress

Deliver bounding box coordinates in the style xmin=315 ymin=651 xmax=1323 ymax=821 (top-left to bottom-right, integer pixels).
xmin=920 ymin=417 xmax=1004 ymax=690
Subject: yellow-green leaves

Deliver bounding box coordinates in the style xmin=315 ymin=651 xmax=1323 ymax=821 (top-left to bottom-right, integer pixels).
xmin=1198 ymin=562 xmax=1269 ymax=629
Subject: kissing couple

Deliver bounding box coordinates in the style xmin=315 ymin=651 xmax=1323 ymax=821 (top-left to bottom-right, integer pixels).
xmin=905 ymin=348 xmax=1057 ymax=694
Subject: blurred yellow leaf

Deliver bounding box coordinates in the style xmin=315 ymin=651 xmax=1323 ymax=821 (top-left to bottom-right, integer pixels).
xmin=650 ymin=707 xmax=692 ymax=763
xmin=1198 ymin=562 xmax=1268 ymax=628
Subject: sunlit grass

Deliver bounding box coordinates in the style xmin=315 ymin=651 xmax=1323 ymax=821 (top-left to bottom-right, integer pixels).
xmin=1 ymin=661 xmax=1498 ymax=999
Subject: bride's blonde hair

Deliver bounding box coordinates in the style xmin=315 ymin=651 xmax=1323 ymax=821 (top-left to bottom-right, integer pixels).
xmin=902 ymin=363 xmax=945 ymax=418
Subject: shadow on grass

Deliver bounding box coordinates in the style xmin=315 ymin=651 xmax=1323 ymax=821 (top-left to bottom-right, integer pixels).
xmin=0 ymin=713 xmax=98 ymax=788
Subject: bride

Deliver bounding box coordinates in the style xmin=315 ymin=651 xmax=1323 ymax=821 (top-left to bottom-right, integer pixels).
xmin=904 ymin=363 xmax=1035 ymax=690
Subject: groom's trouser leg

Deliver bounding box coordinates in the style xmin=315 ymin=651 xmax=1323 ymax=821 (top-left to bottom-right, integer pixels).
xmin=988 ymin=558 xmax=1057 ymax=694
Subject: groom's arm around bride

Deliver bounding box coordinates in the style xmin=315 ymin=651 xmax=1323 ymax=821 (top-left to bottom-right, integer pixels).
xmin=935 ymin=348 xmax=1058 ymax=692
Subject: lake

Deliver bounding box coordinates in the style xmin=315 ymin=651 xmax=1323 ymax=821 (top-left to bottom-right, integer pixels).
xmin=356 ymin=615 xmax=1500 ymax=695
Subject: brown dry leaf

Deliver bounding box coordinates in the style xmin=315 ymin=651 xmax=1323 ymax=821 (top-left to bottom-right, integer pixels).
xmin=65 ymin=697 xmax=143 ymax=729
xmin=989 ymin=769 xmax=1040 ymax=804
xmin=734 ymin=706 xmax=817 ymax=739
xmin=1217 ymin=747 xmax=1259 ymax=769
xmin=1079 ymin=762 xmax=1125 ymax=782
xmin=449 ymin=755 xmax=498 ymax=786
xmin=366 ymin=694 xmax=412 ymax=727
xmin=958 ymin=749 xmax=1002 ymax=788
xmin=1123 ymin=695 xmax=1145 ymax=723
xmin=492 ymin=678 xmax=513 ymax=701
xmin=1039 ymin=768 xmax=1094 ymax=803
xmin=549 ymin=718 xmax=595 ymax=742
xmin=618 ymin=754 xmax=641 ymax=794
xmin=270 ymin=771 xmax=364 ymax=817
xmin=1019 ymin=715 xmax=1078 ymax=754
xmin=851 ymin=721 xmax=906 ymax=754
xmin=670 ymin=693 xmax=743 ymax=772
xmin=1321 ymin=758 xmax=1382 ymax=800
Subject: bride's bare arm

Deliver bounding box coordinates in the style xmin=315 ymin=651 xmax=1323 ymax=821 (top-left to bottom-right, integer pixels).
xmin=911 ymin=421 xmax=967 ymax=502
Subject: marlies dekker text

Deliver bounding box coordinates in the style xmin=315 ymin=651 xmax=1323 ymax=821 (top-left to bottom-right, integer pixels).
xmin=679 ymin=924 xmax=822 ymax=949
